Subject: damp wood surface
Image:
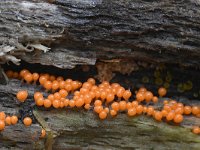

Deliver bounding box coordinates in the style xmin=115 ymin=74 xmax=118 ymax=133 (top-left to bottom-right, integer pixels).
xmin=0 ymin=79 xmax=199 ymax=150
xmin=0 ymin=0 xmax=200 ymax=68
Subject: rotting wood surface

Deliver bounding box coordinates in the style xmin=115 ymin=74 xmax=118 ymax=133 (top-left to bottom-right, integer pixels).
xmin=0 ymin=79 xmax=199 ymax=150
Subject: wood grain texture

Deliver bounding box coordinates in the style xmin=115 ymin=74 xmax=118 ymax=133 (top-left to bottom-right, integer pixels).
xmin=0 ymin=0 xmax=200 ymax=68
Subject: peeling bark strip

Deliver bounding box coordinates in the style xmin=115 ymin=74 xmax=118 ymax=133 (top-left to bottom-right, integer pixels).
xmin=0 ymin=0 xmax=200 ymax=68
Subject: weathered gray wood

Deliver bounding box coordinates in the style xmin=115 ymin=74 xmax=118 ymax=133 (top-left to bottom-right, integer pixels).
xmin=45 ymin=110 xmax=200 ymax=150
xmin=0 ymin=0 xmax=200 ymax=68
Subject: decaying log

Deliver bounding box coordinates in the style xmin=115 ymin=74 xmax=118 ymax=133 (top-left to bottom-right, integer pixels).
xmin=1 ymin=0 xmax=200 ymax=149
xmin=0 ymin=79 xmax=200 ymax=150
xmin=0 ymin=0 xmax=200 ymax=68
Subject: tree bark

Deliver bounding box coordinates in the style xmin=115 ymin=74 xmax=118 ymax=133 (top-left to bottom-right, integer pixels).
xmin=0 ymin=0 xmax=200 ymax=68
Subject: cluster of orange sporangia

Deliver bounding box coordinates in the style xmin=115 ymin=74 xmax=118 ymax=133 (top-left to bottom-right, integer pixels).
xmin=0 ymin=111 xmax=45 ymax=137
xmin=0 ymin=112 xmax=18 ymax=130
xmin=3 ymin=69 xmax=200 ymax=135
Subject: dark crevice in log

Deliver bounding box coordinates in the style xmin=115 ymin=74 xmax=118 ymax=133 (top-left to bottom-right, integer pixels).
xmin=2 ymin=60 xmax=200 ymax=99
